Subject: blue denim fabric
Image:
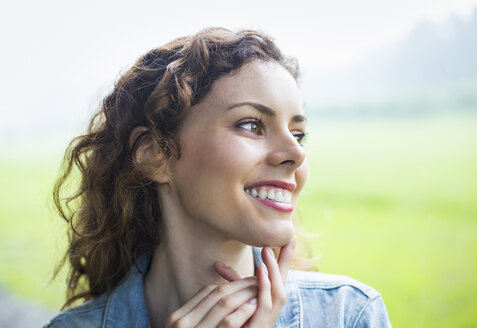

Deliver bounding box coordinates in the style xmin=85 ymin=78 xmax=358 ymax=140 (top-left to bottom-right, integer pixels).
xmin=43 ymin=247 xmax=391 ymax=327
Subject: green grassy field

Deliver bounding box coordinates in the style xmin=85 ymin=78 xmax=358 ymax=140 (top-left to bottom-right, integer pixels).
xmin=1 ymin=113 xmax=476 ymax=327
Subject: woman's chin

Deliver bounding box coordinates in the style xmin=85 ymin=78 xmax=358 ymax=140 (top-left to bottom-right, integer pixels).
xmin=247 ymin=223 xmax=295 ymax=248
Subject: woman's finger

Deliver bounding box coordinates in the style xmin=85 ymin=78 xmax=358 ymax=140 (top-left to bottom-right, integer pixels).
xmin=196 ymin=286 xmax=257 ymax=328
xmin=261 ymin=246 xmax=286 ymax=303
xmin=214 ymin=261 xmax=242 ymax=282
xmin=247 ymin=264 xmax=272 ymax=325
xmin=166 ymin=284 xmax=217 ymax=325
xmin=277 ymin=237 xmax=297 ymax=284
xmin=239 ymin=246 xmax=286 ymax=327
xmin=217 ymin=298 xmax=257 ymax=328
xmin=166 ymin=277 xmax=256 ymax=327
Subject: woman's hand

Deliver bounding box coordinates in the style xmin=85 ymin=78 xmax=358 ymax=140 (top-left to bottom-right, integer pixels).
xmin=165 ymin=276 xmax=259 ymax=328
xmin=165 ymin=237 xmax=296 ymax=328
xmin=214 ymin=237 xmax=297 ymax=328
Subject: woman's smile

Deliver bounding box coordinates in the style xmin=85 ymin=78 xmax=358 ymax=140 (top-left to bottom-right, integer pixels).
xmin=244 ymin=180 xmax=295 ymax=212
xmin=245 ymin=190 xmax=294 ymax=212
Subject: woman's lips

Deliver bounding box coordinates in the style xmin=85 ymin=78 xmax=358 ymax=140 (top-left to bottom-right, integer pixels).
xmin=245 ymin=179 xmax=296 ymax=191
xmin=246 ymin=192 xmax=294 ymax=212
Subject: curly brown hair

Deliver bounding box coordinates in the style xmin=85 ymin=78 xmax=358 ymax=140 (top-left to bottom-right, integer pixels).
xmin=53 ymin=27 xmax=305 ymax=310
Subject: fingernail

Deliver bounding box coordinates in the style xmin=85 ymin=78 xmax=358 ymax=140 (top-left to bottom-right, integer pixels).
xmin=247 ymin=298 xmax=257 ymax=305
xmin=267 ymin=247 xmax=276 ymax=261
xmin=215 ymin=262 xmax=226 ymax=268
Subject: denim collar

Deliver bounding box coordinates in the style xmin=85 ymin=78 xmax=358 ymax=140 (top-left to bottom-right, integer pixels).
xmin=102 ymin=253 xmax=151 ymax=328
xmin=102 ymin=247 xmax=301 ymax=328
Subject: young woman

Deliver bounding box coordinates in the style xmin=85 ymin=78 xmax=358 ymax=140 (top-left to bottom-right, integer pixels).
xmin=44 ymin=28 xmax=391 ymax=327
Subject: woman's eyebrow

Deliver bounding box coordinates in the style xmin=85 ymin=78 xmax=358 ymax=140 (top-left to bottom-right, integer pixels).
xmin=227 ymin=101 xmax=307 ymax=123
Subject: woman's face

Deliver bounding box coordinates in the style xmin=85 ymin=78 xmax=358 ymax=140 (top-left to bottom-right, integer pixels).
xmin=165 ymin=60 xmax=308 ymax=247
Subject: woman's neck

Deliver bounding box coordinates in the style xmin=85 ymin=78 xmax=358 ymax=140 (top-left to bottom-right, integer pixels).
xmin=143 ymin=204 xmax=255 ymax=328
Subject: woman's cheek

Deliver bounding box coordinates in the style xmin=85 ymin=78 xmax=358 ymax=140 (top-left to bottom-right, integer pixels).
xmin=206 ymin=135 xmax=264 ymax=172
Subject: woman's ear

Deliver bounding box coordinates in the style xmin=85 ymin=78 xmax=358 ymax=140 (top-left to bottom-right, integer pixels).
xmin=130 ymin=126 xmax=173 ymax=184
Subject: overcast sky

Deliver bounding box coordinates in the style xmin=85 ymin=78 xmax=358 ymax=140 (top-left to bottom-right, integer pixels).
xmin=1 ymin=0 xmax=477 ymax=142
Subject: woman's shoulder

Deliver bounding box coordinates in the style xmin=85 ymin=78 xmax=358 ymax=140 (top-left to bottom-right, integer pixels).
xmin=43 ymin=258 xmax=150 ymax=328
xmin=42 ymin=294 xmax=108 ymax=328
xmin=278 ymin=270 xmax=392 ymax=328
xmin=288 ymin=269 xmax=380 ymax=297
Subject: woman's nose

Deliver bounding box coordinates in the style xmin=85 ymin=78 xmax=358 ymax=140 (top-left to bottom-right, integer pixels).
xmin=266 ymin=129 xmax=306 ymax=170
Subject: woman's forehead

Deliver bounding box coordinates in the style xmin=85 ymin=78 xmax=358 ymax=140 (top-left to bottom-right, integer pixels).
xmin=199 ymin=61 xmax=303 ymax=115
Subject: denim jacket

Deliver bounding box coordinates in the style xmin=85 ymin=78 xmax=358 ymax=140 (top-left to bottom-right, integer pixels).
xmin=43 ymin=247 xmax=391 ymax=327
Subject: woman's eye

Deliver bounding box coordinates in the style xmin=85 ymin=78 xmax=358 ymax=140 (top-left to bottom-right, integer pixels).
xmin=237 ymin=119 xmax=264 ymax=135
xmin=293 ymin=132 xmax=307 ymax=146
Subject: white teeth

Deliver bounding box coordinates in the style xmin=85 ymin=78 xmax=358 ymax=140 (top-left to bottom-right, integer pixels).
xmin=245 ymin=187 xmax=292 ymax=204
xmin=267 ymin=189 xmax=275 ymax=200
xmin=285 ymin=192 xmax=292 ymax=203
xmin=258 ymin=189 xmax=267 ymax=199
